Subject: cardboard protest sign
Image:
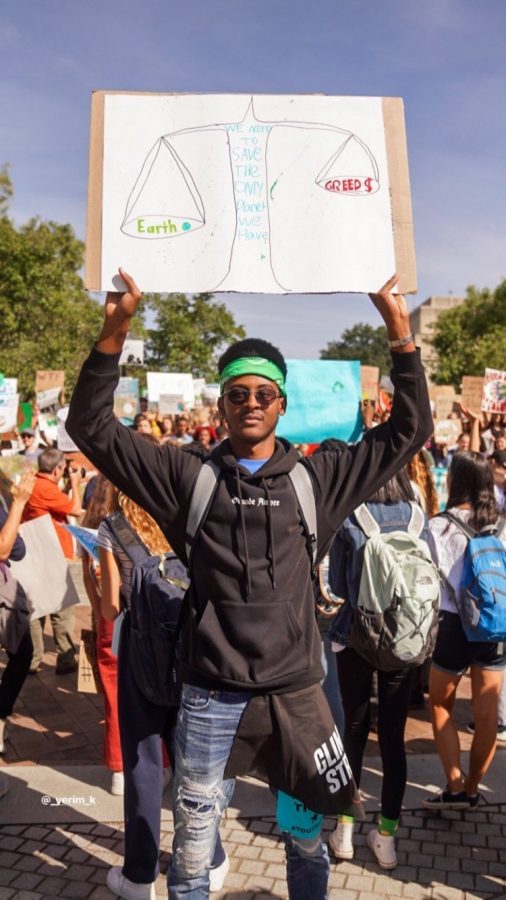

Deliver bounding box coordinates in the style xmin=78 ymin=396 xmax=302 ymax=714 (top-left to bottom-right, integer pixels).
xmin=119 ymin=338 xmax=144 ymax=366
xmin=361 ymin=366 xmax=379 ymax=403
xmin=279 ymin=360 xmax=362 ymax=444
xmin=87 ymin=92 xmax=416 ymax=295
xmin=434 ymin=419 xmax=461 ymax=446
xmin=435 ymin=391 xmax=456 ymax=421
xmin=78 ymin=629 xmax=102 ymax=694
xmin=113 ymin=377 xmax=140 ymax=426
xmin=35 ymin=371 xmax=65 ymax=413
xmin=56 ymin=407 xmax=80 ymax=452
xmin=10 ymin=515 xmax=80 ymax=619
xmin=147 ymin=372 xmax=194 ymax=406
xmin=461 ymin=376 xmax=485 ymax=413
xmin=158 ymin=394 xmax=185 ymax=416
xmin=482 ymin=368 xmax=506 ymax=414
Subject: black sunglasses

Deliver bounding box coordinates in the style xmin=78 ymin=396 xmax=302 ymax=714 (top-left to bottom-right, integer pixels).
xmin=223 ymin=386 xmax=282 ymax=407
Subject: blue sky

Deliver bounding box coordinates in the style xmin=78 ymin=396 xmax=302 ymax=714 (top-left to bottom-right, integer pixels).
xmin=1 ymin=0 xmax=505 ymax=357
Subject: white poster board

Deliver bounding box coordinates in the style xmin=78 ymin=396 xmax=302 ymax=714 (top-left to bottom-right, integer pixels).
xmin=0 ymin=393 xmax=19 ymax=432
xmin=10 ymin=515 xmax=81 ymax=619
xmin=87 ymin=92 xmax=416 ymax=295
xmin=119 ymin=338 xmax=144 ymax=366
xmin=158 ymin=394 xmax=185 ymax=416
xmin=147 ymin=371 xmax=194 ymax=406
xmin=56 ymin=407 xmax=80 ymax=452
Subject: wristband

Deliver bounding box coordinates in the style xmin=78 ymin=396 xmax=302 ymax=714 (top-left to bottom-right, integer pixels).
xmin=388 ymin=333 xmax=413 ymax=349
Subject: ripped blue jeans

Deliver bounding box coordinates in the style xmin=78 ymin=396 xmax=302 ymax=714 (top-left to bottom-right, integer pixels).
xmin=168 ymin=684 xmax=329 ymax=899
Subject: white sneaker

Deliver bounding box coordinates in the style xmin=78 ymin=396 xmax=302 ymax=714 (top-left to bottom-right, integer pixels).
xmin=111 ymin=771 xmax=124 ymax=796
xmin=0 ymin=773 xmax=9 ymax=799
xmin=328 ymin=821 xmax=354 ymax=859
xmin=106 ymin=866 xmax=155 ymax=900
xmin=209 ymin=853 xmax=229 ymax=893
xmin=0 ymin=718 xmax=7 ymax=754
xmin=367 ymin=828 xmax=397 ymax=869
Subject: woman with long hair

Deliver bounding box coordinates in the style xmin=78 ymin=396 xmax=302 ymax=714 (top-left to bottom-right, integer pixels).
xmin=406 ymin=450 xmax=439 ymax=517
xmin=327 ymin=469 xmax=430 ymax=870
xmin=99 ymin=478 xmax=228 ymax=899
xmin=423 ymin=452 xmax=506 ymax=809
xmin=80 ymin=474 xmax=122 ymax=793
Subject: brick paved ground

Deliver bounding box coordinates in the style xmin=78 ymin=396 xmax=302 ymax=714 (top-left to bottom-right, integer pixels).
xmin=0 ymin=806 xmax=505 ymax=899
xmin=1 ymin=564 xmax=505 ymax=898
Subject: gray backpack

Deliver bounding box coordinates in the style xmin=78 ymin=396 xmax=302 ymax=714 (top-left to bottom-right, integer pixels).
xmin=349 ymin=503 xmax=440 ymax=671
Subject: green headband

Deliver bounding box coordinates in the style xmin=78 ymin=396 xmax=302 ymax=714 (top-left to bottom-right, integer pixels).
xmin=220 ymin=357 xmax=287 ymax=397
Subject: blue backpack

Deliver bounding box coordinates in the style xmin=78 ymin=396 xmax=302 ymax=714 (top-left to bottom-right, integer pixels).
xmin=443 ymin=512 xmax=506 ymax=642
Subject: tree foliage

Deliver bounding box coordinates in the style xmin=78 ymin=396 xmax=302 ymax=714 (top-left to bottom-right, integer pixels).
xmin=429 ymin=282 xmax=506 ymax=388
xmin=144 ymin=292 xmax=245 ymax=380
xmin=320 ymin=322 xmax=391 ymax=374
xmin=0 ymin=171 xmax=103 ymax=399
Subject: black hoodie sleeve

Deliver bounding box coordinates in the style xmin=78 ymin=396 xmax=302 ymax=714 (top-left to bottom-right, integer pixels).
xmin=306 ymin=349 xmax=433 ymax=557
xmin=66 ymin=347 xmax=201 ymax=554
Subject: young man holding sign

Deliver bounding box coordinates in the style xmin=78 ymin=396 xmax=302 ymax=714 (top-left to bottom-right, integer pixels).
xmin=68 ymin=270 xmax=431 ymax=899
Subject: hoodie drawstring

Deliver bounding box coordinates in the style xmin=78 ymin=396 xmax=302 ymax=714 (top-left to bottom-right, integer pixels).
xmin=262 ymin=478 xmax=277 ymax=589
xmin=235 ymin=469 xmax=253 ymax=601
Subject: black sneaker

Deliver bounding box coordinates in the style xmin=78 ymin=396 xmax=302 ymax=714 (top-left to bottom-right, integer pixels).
xmin=467 ymin=793 xmax=483 ymax=809
xmin=466 ymin=722 xmax=475 ymax=735
xmin=422 ymin=788 xmax=471 ymax=810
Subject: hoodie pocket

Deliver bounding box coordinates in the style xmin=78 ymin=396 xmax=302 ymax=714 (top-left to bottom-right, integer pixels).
xmin=190 ymin=598 xmax=307 ymax=685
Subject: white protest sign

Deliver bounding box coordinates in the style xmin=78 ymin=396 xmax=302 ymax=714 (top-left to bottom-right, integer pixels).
xmin=147 ymin=372 xmax=194 ymax=406
xmin=10 ymin=515 xmax=81 ymax=619
xmin=88 ymin=92 xmax=416 ymax=295
xmin=201 ymin=384 xmax=220 ymax=406
xmin=56 ymin=407 xmax=80 ymax=452
xmin=119 ymin=338 xmax=144 ymax=366
xmin=0 ymin=393 xmax=19 ymax=432
xmin=482 ymin=368 xmax=506 ymax=414
xmin=158 ymin=394 xmax=185 ymax=415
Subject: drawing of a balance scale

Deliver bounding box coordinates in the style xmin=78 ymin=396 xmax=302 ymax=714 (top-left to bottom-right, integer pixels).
xmin=121 ymin=98 xmax=379 ymax=292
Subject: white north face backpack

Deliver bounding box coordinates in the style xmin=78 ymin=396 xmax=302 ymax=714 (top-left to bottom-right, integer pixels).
xmin=349 ymin=503 xmax=440 ymax=671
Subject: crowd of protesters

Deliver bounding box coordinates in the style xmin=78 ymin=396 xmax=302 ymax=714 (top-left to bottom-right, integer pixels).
xmin=0 ymin=306 xmax=505 ymax=897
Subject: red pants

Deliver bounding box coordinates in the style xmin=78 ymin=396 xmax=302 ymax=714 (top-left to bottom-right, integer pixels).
xmin=96 ymin=616 xmax=123 ymax=772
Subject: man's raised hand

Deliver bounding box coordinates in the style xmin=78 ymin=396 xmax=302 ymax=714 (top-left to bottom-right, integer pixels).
xmin=97 ymin=268 xmax=142 ymax=354
xmin=369 ymin=274 xmax=415 ymax=352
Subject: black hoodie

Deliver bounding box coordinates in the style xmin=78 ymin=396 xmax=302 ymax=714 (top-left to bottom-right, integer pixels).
xmin=67 ymin=346 xmax=432 ymax=693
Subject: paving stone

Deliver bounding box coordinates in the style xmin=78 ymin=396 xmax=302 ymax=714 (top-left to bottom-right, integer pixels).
xmin=345 ymin=874 xmax=374 ymax=891
xmin=9 ymin=873 xmax=44 ymax=892
xmin=23 ymin=827 xmax=50 ymax=841
xmin=238 ymin=859 xmax=267 ymax=876
xmin=447 ymin=872 xmax=476 ymax=890
xmin=473 ymin=875 xmax=506 ymax=894
xmin=230 ymin=829 xmax=255 ymax=845
xmin=0 ymin=870 xmax=16 ymax=887
xmin=9 ymin=892 xmax=43 ymax=900
xmin=37 ymin=874 xmax=70 ymax=894
xmin=59 ymin=881 xmax=95 ymax=898
xmin=13 ymin=855 xmax=42 ymax=873
xmin=234 ymin=844 xmax=262 ymax=860
xmin=0 ymin=836 xmax=24 ymax=852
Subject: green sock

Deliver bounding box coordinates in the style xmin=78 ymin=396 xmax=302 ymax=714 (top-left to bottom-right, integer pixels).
xmin=379 ymin=815 xmax=398 ymax=836
xmin=338 ymin=814 xmax=355 ymax=824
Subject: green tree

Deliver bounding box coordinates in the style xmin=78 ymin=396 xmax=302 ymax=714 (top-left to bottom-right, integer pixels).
xmin=320 ymin=322 xmax=391 ymax=374
xmin=429 ymin=281 xmax=506 ymax=388
xmin=144 ymin=292 xmax=245 ymax=380
xmin=0 ymin=167 xmax=107 ymax=399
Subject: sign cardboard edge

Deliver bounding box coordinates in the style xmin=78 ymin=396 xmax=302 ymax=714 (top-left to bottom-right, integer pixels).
xmin=85 ymin=91 xmax=105 ymax=291
xmin=382 ymin=97 xmax=417 ymax=295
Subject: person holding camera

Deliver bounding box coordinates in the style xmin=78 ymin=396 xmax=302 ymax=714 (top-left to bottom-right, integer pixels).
xmin=22 ymin=448 xmax=83 ymax=673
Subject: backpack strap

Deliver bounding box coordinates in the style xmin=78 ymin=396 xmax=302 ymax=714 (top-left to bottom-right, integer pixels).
xmin=106 ymin=511 xmax=152 ymax=565
xmin=407 ymin=502 xmax=426 ymax=538
xmin=185 ymin=459 xmax=221 ymax=568
xmin=353 ymin=504 xmax=380 ymax=538
xmin=288 ymin=462 xmax=318 ymax=570
xmin=440 ymin=510 xmax=476 ymax=541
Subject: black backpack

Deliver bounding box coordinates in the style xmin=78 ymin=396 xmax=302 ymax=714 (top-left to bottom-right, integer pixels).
xmin=107 ymin=511 xmax=189 ymax=706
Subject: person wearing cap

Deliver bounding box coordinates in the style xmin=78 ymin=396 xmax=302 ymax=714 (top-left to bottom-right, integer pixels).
xmin=18 ymin=429 xmax=43 ymax=461
xmin=67 ymin=268 xmax=432 ymax=900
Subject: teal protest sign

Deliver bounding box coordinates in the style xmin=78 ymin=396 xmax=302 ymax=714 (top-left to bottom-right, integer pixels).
xmin=276 ymin=791 xmax=323 ymax=840
xmin=279 ymin=360 xmax=362 ymax=444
